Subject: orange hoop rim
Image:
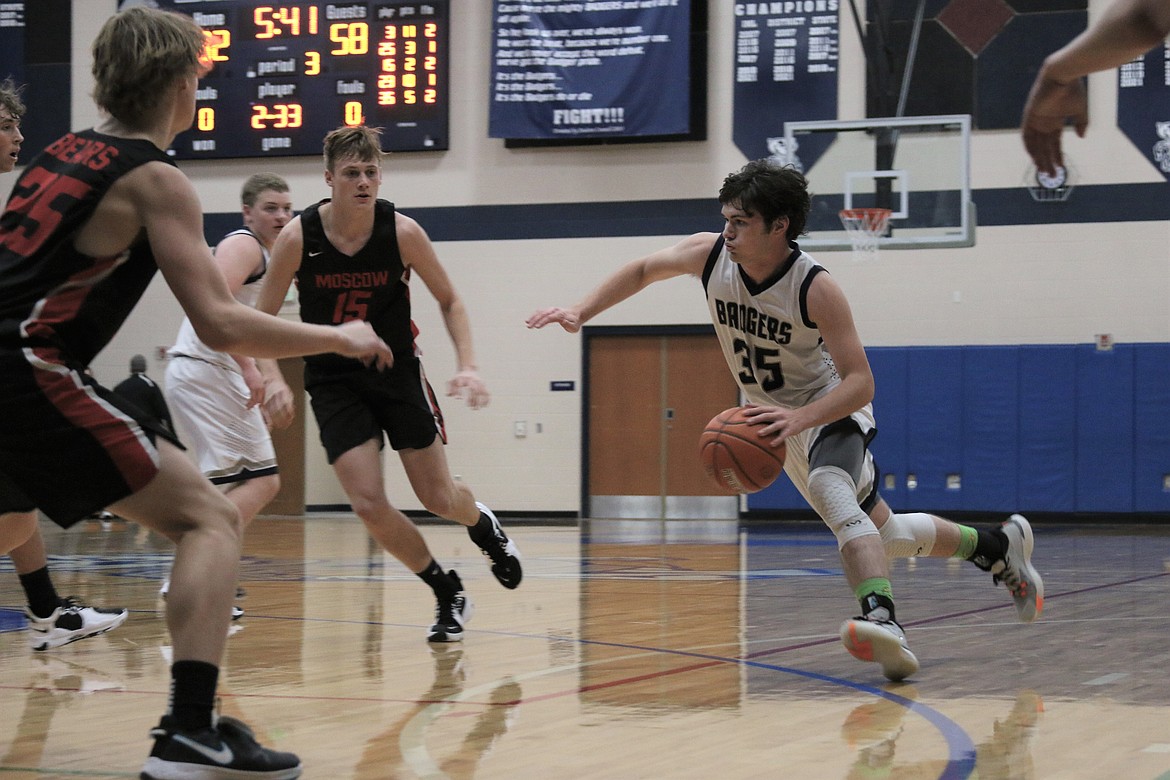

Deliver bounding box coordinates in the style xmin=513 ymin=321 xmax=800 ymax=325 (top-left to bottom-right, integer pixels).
xmin=839 ymin=207 xmax=892 ymax=222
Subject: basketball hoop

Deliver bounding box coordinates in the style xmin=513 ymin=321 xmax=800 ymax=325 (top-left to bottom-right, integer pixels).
xmin=838 ymin=208 xmax=891 ymax=261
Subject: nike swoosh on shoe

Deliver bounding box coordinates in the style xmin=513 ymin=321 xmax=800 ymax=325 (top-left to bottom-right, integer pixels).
xmin=172 ymin=734 xmax=234 ymax=765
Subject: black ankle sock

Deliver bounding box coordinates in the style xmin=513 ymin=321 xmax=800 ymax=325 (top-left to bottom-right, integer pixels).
xmin=861 ymin=593 xmax=897 ymax=623
xmin=968 ymin=528 xmax=1008 ymax=571
xmin=169 ymin=660 xmax=219 ymax=732
xmin=19 ymin=566 xmax=61 ymax=618
xmin=467 ymin=512 xmax=491 ymax=543
xmin=416 ymin=559 xmax=457 ymax=599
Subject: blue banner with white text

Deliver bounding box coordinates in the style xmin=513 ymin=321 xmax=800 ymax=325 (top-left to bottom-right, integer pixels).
xmin=490 ymin=1 xmax=692 ymax=140
xmin=1117 ymin=43 xmax=1170 ymax=180
xmin=731 ymin=1 xmax=839 ymax=168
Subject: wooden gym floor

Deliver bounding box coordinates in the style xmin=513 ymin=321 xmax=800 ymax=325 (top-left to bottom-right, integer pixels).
xmin=1 ymin=514 xmax=1168 ymax=779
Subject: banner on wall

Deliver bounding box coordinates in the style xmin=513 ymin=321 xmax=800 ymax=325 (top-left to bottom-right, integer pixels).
xmin=489 ymin=1 xmax=693 ymax=140
xmin=0 ymin=0 xmax=71 ymax=157
xmin=731 ymin=1 xmax=839 ymax=168
xmin=0 ymin=4 xmax=24 ymax=78
xmin=1118 ymin=44 xmax=1170 ymax=180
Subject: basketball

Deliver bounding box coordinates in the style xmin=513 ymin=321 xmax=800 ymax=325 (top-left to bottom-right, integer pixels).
xmin=699 ymin=407 xmax=786 ymax=494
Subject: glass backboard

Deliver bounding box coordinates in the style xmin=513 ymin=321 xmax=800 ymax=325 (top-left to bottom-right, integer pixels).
xmin=777 ymin=114 xmax=974 ymax=251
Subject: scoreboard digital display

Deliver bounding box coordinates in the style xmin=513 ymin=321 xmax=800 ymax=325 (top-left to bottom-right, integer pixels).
xmin=158 ymin=1 xmax=449 ymax=159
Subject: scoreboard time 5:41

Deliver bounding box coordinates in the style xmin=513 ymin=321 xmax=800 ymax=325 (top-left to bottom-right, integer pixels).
xmin=160 ymin=1 xmax=449 ymax=158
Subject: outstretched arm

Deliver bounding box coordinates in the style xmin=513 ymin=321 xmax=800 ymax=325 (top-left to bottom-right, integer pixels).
xmin=127 ymin=166 xmax=390 ymax=366
xmin=525 ymin=232 xmax=720 ymax=332
xmin=1023 ymin=0 xmax=1170 ymax=174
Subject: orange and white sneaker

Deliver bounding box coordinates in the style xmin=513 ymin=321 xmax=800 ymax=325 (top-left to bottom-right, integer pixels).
xmin=993 ymin=514 xmax=1044 ymax=622
xmin=841 ymin=616 xmax=920 ymax=682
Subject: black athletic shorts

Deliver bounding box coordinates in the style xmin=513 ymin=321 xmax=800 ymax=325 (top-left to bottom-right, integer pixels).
xmin=0 ymin=349 xmax=183 ymax=527
xmin=305 ymin=356 xmax=447 ymax=464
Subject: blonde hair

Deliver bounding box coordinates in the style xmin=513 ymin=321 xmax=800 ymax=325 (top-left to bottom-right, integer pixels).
xmin=0 ymin=77 xmax=26 ymax=119
xmin=322 ymin=125 xmax=384 ymax=171
xmin=241 ymin=173 xmax=290 ymax=207
xmin=91 ymin=6 xmax=204 ymax=128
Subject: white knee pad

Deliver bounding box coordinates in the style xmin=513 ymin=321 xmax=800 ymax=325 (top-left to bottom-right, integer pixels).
xmin=879 ymin=512 xmax=938 ymax=558
xmin=807 ymin=466 xmax=878 ymax=550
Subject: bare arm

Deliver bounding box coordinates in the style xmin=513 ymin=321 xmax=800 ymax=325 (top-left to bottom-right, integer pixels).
xmin=251 ymin=217 xmax=307 ymax=427
xmin=215 ymin=232 xmax=269 ymax=408
xmin=1023 ymin=0 xmax=1170 ymax=173
xmin=744 ymin=272 xmax=874 ymax=443
xmin=110 ymin=165 xmax=390 ymax=367
xmin=525 ymin=232 xmax=719 ymax=332
xmin=399 ymin=214 xmax=489 ymax=408
xmin=1044 ymin=0 xmax=1170 ymax=80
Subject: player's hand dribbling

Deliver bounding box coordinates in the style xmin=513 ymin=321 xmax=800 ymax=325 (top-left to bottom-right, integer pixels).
xmin=448 ymin=368 xmax=490 ymax=410
xmin=742 ymin=404 xmax=810 ymax=447
xmin=336 ymin=320 xmax=394 ymax=370
xmin=526 ymin=307 xmax=583 ymax=334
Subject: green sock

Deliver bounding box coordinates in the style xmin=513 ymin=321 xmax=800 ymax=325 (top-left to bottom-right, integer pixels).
xmin=954 ymin=525 xmax=978 ymax=560
xmin=854 ymin=577 xmax=893 ymax=602
xmin=854 ymin=577 xmax=896 ymax=622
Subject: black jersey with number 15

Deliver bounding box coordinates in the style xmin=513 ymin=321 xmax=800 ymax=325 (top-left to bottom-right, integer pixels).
xmin=296 ymin=198 xmax=419 ymax=373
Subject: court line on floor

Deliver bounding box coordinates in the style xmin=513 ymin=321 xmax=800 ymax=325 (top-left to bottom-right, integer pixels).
xmin=396 ymin=639 xmax=976 ymax=780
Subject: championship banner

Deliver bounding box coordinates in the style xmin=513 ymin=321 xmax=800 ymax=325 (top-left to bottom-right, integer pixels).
xmin=1118 ymin=44 xmax=1170 ymax=181
xmin=0 ymin=4 xmax=24 ymax=77
xmin=731 ymin=1 xmax=839 ymax=168
xmin=0 ymin=0 xmax=71 ymax=158
xmin=490 ymin=1 xmax=694 ymax=140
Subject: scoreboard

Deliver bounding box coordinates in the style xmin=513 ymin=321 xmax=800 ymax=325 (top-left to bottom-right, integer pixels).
xmin=160 ymin=1 xmax=449 ymax=159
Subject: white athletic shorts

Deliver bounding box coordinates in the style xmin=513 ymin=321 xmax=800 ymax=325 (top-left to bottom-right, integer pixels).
xmin=782 ymin=403 xmax=878 ymax=511
xmin=164 ymin=355 xmax=277 ymax=484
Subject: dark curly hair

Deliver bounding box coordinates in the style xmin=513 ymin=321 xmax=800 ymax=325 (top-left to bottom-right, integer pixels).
xmin=0 ymin=77 xmax=26 ymax=119
xmin=718 ymin=159 xmax=811 ymax=238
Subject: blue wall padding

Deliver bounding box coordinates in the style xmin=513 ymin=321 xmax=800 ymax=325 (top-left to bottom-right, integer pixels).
xmin=747 ymin=343 xmax=1169 ymax=515
xmin=1134 ymin=344 xmax=1170 ymax=511
xmin=869 ymin=348 xmax=910 ymax=507
xmin=907 ymin=348 xmax=965 ymax=510
xmin=962 ymin=347 xmax=1019 ymax=513
xmin=1075 ymin=345 xmax=1135 ymax=512
xmin=1016 ymin=345 xmax=1077 ymax=512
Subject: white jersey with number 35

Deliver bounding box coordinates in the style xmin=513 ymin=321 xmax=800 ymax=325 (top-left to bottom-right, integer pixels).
xmin=702 ymin=236 xmax=840 ymax=410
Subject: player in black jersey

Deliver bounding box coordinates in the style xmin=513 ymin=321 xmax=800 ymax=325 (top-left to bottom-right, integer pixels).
xmin=0 ymin=77 xmax=131 ymax=652
xmin=0 ymin=8 xmax=390 ymax=779
xmin=256 ymin=125 xmax=522 ymax=644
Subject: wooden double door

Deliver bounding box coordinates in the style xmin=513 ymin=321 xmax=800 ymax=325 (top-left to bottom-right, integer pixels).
xmin=584 ymin=326 xmax=740 ymax=519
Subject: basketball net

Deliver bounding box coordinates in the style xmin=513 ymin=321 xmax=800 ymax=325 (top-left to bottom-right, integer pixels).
xmin=838 ymin=207 xmax=891 ymax=262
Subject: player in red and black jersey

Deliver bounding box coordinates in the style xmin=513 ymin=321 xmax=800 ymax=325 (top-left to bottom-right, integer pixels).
xmin=257 ymin=125 xmax=522 ymax=645
xmin=0 ymin=8 xmax=391 ymax=779
xmin=0 ymin=74 xmax=133 ymax=654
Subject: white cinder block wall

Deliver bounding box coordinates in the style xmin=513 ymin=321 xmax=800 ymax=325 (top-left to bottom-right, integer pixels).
xmin=63 ymin=1 xmax=1169 ymax=513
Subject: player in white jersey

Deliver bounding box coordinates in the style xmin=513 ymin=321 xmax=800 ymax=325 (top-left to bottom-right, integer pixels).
xmin=163 ymin=174 xmax=295 ymax=615
xmin=528 ymin=159 xmax=1043 ymax=682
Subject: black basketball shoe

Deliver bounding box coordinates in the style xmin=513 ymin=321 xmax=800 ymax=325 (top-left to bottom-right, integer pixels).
xmin=469 ymin=502 xmax=523 ymax=589
xmin=140 ymin=714 xmax=302 ymax=779
xmin=427 ymin=570 xmax=473 ymax=643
